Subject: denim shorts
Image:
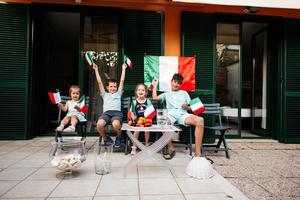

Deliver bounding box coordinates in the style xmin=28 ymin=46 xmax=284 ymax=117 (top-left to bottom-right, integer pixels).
xmin=99 ymin=110 xmax=123 ymax=124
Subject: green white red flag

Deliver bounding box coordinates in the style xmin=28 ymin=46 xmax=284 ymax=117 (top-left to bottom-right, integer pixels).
xmin=127 ymin=103 xmax=135 ymax=120
xmin=144 ymin=105 xmax=156 ymax=120
xmin=189 ymin=97 xmax=205 ymax=115
xmin=144 ymin=56 xmax=195 ymax=92
xmin=85 ymin=51 xmax=94 ymax=66
xmin=77 ymin=96 xmax=88 ymax=113
xmin=124 ymin=55 xmax=133 ymax=70
xmin=48 ymin=91 xmax=61 ymax=104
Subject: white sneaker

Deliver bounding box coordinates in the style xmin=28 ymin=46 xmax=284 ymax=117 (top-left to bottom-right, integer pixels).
xmin=56 ymin=124 xmax=64 ymax=132
xmin=63 ymin=126 xmax=75 ymax=132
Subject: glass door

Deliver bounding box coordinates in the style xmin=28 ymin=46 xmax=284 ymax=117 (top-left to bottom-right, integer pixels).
xmin=251 ymin=29 xmax=268 ymax=135
xmin=82 ymin=15 xmax=119 ymax=131
xmin=216 ymin=23 xmax=241 ymax=137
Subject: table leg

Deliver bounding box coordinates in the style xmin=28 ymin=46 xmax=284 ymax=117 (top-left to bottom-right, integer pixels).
xmin=124 ymin=131 xmax=176 ymax=177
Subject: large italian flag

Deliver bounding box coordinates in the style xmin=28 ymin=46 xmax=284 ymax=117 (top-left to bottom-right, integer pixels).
xmin=144 ymin=56 xmax=195 ymax=92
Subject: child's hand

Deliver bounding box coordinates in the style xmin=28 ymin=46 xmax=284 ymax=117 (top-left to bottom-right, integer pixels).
xmin=122 ymin=63 xmax=127 ymax=70
xmin=152 ymin=77 xmax=158 ymax=87
xmin=57 ymin=103 xmax=63 ymax=108
xmin=181 ymin=103 xmax=189 ymax=111
xmin=74 ymin=105 xmax=81 ymax=111
xmin=92 ymin=63 xmax=98 ymax=70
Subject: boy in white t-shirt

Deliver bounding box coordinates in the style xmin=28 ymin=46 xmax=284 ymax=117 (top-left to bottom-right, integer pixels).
xmin=152 ymin=73 xmax=204 ymax=159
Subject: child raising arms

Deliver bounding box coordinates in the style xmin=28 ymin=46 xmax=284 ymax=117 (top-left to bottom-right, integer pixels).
xmin=93 ymin=63 xmax=127 ymax=147
xmin=56 ymin=85 xmax=86 ymax=133
xmin=130 ymin=83 xmax=153 ymax=155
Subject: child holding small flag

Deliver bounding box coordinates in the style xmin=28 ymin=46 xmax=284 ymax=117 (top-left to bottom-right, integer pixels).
xmin=93 ymin=63 xmax=127 ymax=147
xmin=152 ymin=73 xmax=204 ymax=159
xmin=129 ymin=83 xmax=155 ymax=155
xmin=56 ymin=85 xmax=86 ymax=133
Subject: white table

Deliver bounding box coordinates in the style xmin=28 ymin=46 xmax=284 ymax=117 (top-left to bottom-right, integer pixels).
xmin=121 ymin=124 xmax=181 ymax=177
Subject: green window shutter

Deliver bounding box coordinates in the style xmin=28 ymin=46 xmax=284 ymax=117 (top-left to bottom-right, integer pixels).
xmin=181 ymin=12 xmax=215 ymax=103
xmin=0 ymin=4 xmax=29 ymax=139
xmin=284 ymin=19 xmax=300 ymax=143
xmin=181 ymin=12 xmax=216 ymax=143
xmin=123 ymin=10 xmax=164 ymax=94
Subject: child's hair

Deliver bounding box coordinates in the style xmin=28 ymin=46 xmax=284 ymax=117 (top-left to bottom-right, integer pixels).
xmin=172 ymin=73 xmax=184 ymax=84
xmin=69 ymin=85 xmax=81 ymax=96
xmin=106 ymin=78 xmax=117 ymax=87
xmin=134 ymin=83 xmax=148 ymax=98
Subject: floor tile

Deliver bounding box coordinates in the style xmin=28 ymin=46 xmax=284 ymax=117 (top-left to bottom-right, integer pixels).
xmin=47 ymin=197 xmax=92 ymax=200
xmin=176 ymin=178 xmax=223 ymax=194
xmin=141 ymin=194 xmax=185 ymax=200
xmin=2 ymin=180 xmax=59 ymax=198
xmin=138 ymin=166 xmax=173 ymax=178
xmin=10 ymin=158 xmax=49 ymax=168
xmin=94 ymin=196 xmax=139 ymax=200
xmin=139 ymin=178 xmax=181 ymax=195
xmin=50 ymin=180 xmax=98 ymax=197
xmin=0 ymin=168 xmax=38 ymax=180
xmin=185 ymin=193 xmax=233 ymax=200
xmin=26 ymin=167 xmax=64 ymax=180
xmin=0 ymin=180 xmax=19 ymax=196
xmin=101 ymin=167 xmax=137 ymax=179
xmin=173 ymin=166 xmax=190 ymax=178
xmin=95 ymin=179 xmax=138 ymax=196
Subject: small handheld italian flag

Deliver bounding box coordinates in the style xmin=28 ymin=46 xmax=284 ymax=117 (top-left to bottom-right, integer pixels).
xmin=127 ymin=103 xmax=135 ymax=120
xmin=124 ymin=55 xmax=133 ymax=70
xmin=85 ymin=51 xmax=94 ymax=66
xmin=48 ymin=91 xmax=61 ymax=104
xmin=144 ymin=105 xmax=156 ymax=120
xmin=189 ymin=97 xmax=205 ymax=115
xmin=149 ymin=77 xmax=158 ymax=91
xmin=77 ymin=96 xmax=88 ymax=113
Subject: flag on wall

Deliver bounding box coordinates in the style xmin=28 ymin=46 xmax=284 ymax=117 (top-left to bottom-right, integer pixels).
xmin=77 ymin=96 xmax=88 ymax=113
xmin=144 ymin=56 xmax=195 ymax=91
xmin=144 ymin=105 xmax=156 ymax=120
xmin=85 ymin=51 xmax=94 ymax=66
xmin=124 ymin=55 xmax=133 ymax=70
xmin=189 ymin=97 xmax=205 ymax=115
xmin=48 ymin=91 xmax=61 ymax=104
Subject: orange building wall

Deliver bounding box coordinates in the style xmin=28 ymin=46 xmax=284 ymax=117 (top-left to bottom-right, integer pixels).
xmin=4 ymin=0 xmax=300 ymax=56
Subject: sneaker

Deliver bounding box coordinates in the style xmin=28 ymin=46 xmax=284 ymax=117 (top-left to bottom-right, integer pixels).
xmin=114 ymin=136 xmax=122 ymax=147
xmin=163 ymin=149 xmax=176 ymax=160
xmin=104 ymin=136 xmax=113 ymax=146
xmin=63 ymin=126 xmax=75 ymax=132
xmin=56 ymin=124 xmax=64 ymax=132
xmin=130 ymin=146 xmax=137 ymax=155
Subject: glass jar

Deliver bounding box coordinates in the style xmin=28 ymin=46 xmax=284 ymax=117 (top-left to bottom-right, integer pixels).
xmin=95 ymin=139 xmax=113 ymax=175
xmin=156 ymin=109 xmax=168 ymax=126
xmin=49 ymin=138 xmax=86 ymax=178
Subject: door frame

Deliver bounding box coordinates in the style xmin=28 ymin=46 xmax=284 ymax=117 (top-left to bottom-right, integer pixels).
xmin=215 ymin=13 xmax=283 ymax=139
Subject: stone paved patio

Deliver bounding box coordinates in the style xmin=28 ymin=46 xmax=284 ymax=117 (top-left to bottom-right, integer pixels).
xmin=0 ymin=137 xmax=299 ymax=200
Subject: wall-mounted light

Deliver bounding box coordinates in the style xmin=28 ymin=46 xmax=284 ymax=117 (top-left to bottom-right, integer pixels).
xmin=75 ymin=0 xmax=81 ymax=4
xmin=243 ymin=6 xmax=260 ymax=14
